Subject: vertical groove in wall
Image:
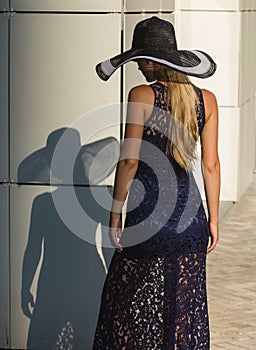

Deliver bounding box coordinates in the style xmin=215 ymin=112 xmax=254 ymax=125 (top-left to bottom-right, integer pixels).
xmin=7 ymin=11 xmax=11 ymax=347
xmin=237 ymin=10 xmax=242 ymax=108
xmin=7 ymin=18 xmax=10 ymax=183
xmin=120 ymin=31 xmax=124 ymax=141
xmin=7 ymin=184 xmax=10 ymax=347
xmin=120 ymin=1 xmax=124 ymax=228
xmin=120 ymin=0 xmax=124 ymax=142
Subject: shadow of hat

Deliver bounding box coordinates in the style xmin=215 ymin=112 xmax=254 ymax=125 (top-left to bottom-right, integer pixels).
xmin=18 ymin=128 xmax=119 ymax=185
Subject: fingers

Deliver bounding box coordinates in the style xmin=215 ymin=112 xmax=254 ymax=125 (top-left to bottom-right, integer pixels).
xmin=110 ymin=227 xmax=123 ymax=253
xmin=207 ymin=237 xmax=218 ymax=254
xmin=109 ymin=214 xmax=123 ymax=252
xmin=207 ymin=223 xmax=219 ymax=254
xmin=30 ymin=295 xmax=35 ymax=308
xmin=22 ymin=304 xmax=32 ymax=319
xmin=21 ymin=292 xmax=34 ymax=319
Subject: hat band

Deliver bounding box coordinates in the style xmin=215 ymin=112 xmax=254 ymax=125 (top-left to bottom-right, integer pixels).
xmin=98 ymin=50 xmax=212 ymax=80
xmin=134 ymin=51 xmax=212 ymax=75
xmin=99 ymin=59 xmax=116 ymax=78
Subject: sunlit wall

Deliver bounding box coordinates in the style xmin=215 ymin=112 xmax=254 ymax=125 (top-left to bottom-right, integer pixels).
xmin=175 ymin=0 xmax=256 ymax=201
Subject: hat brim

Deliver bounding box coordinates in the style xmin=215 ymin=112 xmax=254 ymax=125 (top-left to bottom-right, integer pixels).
xmin=96 ymin=49 xmax=216 ymax=81
xmin=18 ymin=137 xmax=119 ymax=185
xmin=76 ymin=137 xmax=119 ymax=185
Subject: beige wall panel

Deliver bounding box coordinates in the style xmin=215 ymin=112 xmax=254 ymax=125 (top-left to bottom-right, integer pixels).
xmin=248 ymin=11 xmax=254 ymax=99
xmin=240 ymin=0 xmax=256 ymax=10
xmin=10 ymin=184 xmax=113 ymax=348
xmin=0 ymin=15 xmax=8 ymax=181
xmin=237 ymin=9 xmax=256 ymax=195
xmin=175 ymin=11 xmax=240 ymax=107
xmin=252 ymin=12 xmax=256 ymax=96
xmin=218 ymin=107 xmax=240 ymax=201
xmin=0 ymin=0 xmax=9 ymax=10
xmin=0 ymin=185 xmax=9 ymax=348
xmin=123 ymin=13 xmax=175 ymax=100
xmin=254 ymin=97 xmax=256 ymax=170
xmin=239 ymin=11 xmax=255 ymax=105
xmin=176 ymin=0 xmax=239 ymax=11
xmin=10 ymin=14 xmax=121 ymax=185
xmin=11 ymin=0 xmax=121 ymax=12
xmin=10 ymin=186 xmax=48 ymax=348
xmin=237 ymin=100 xmax=255 ymax=198
xmin=124 ymin=0 xmax=174 ymax=12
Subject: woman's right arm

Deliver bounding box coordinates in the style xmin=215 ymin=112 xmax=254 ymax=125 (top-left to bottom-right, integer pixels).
xmin=201 ymin=89 xmax=220 ymax=253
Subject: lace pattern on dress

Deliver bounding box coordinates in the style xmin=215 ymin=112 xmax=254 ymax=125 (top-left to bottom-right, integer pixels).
xmin=93 ymin=252 xmax=209 ymax=349
xmin=92 ymin=82 xmax=210 ymax=350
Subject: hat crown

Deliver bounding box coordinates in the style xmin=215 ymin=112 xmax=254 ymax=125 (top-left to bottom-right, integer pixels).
xmin=132 ymin=16 xmax=177 ymax=51
xmin=95 ymin=16 xmax=216 ymax=81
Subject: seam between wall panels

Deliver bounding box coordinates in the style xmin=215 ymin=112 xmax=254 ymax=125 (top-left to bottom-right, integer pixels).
xmin=120 ymin=0 xmax=124 ymax=231
xmin=7 ymin=15 xmax=10 ymax=184
xmin=120 ymin=0 xmax=124 ymax=131
xmin=123 ymin=11 xmax=174 ymax=14
xmin=9 ymin=10 xmax=122 ymax=14
xmin=7 ymin=12 xmax=11 ymax=347
xmin=178 ymin=9 xmax=256 ymax=13
xmin=7 ymin=185 xmax=11 ymax=347
xmin=237 ymin=11 xmax=242 ymax=108
xmin=179 ymin=9 xmax=239 ymax=13
xmin=120 ymin=11 xmax=124 ymax=142
xmin=9 ymin=2 xmax=122 ymax=14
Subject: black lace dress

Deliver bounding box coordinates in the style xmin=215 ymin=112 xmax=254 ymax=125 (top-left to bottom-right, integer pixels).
xmin=93 ymin=81 xmax=210 ymax=349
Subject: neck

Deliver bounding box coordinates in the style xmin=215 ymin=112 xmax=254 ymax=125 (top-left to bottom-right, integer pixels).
xmin=158 ymin=80 xmax=168 ymax=86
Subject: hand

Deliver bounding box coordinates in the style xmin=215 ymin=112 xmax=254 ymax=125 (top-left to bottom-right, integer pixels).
xmin=109 ymin=212 xmax=123 ymax=253
xmin=207 ymin=221 xmax=219 ymax=254
xmin=21 ymin=289 xmax=35 ymax=319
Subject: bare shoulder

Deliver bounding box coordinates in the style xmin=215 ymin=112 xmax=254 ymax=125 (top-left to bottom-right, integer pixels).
xmin=201 ymin=89 xmax=218 ymax=122
xmin=128 ymin=84 xmax=154 ymax=105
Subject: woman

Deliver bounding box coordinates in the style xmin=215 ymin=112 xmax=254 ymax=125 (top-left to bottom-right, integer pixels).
xmin=93 ymin=17 xmax=220 ymax=349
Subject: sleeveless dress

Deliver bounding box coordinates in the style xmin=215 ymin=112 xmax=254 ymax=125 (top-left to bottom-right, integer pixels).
xmin=92 ymin=81 xmax=210 ymax=350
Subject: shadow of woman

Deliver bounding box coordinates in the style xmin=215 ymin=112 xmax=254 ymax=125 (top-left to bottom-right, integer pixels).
xmin=19 ymin=128 xmax=118 ymax=349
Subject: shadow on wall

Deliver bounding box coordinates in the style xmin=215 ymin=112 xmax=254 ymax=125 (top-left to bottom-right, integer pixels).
xmin=18 ymin=128 xmax=118 ymax=349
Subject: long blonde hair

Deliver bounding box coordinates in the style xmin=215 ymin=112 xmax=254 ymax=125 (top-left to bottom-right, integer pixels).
xmin=155 ymin=64 xmax=199 ymax=171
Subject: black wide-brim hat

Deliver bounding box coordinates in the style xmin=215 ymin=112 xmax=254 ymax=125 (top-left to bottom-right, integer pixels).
xmin=96 ymin=16 xmax=217 ymax=81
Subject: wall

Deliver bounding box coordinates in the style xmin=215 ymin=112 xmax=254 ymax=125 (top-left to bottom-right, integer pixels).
xmin=238 ymin=0 xmax=256 ymax=198
xmin=1 ymin=1 xmax=121 ymax=349
xmin=175 ymin=0 xmax=256 ymax=201
xmin=0 ymin=1 xmax=176 ymax=349
xmin=0 ymin=0 xmax=255 ymax=348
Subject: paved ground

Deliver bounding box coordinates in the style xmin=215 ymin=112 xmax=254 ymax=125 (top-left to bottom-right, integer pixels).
xmin=207 ymin=177 xmax=256 ymax=349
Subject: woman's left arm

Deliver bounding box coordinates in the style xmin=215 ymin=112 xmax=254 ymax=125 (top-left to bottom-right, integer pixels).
xmin=109 ymin=85 xmax=151 ymax=252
